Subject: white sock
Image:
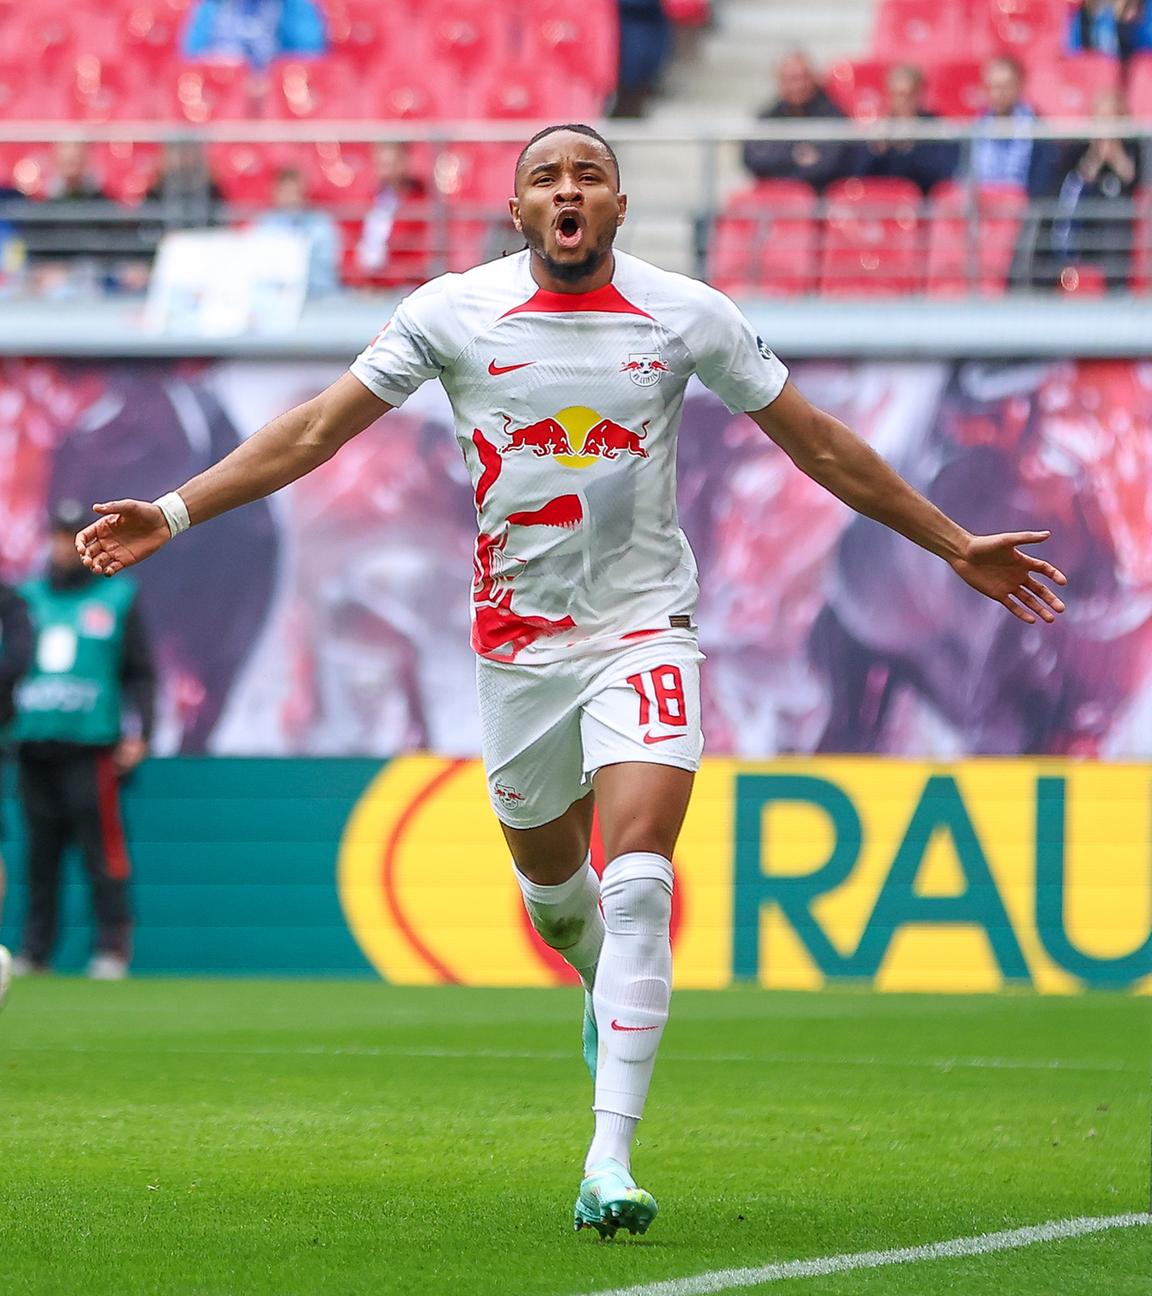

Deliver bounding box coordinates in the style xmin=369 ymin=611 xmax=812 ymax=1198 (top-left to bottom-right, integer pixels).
xmin=585 ymin=1110 xmax=639 ymax=1172
xmin=512 ymin=855 xmax=603 ymax=992
xmin=589 ymin=851 xmax=673 ymax=1170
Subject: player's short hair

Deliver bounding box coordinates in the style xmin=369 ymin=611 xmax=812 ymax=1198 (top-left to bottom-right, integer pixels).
xmin=515 ymin=124 xmax=621 ymax=188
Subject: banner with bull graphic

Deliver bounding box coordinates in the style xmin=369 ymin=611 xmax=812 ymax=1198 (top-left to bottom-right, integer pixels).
xmin=2 ymin=355 xmax=1151 ymax=759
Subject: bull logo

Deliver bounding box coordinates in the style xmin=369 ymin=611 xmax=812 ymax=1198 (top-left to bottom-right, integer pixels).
xmin=500 ymin=414 xmax=574 ymax=457
xmin=499 ymin=406 xmax=651 ymax=465
xmin=583 ymin=418 xmax=649 ymax=459
xmin=620 ymin=353 xmax=669 ymax=387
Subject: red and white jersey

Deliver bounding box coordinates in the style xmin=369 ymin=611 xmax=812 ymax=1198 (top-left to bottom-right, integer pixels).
xmin=350 ymin=249 xmax=788 ymax=663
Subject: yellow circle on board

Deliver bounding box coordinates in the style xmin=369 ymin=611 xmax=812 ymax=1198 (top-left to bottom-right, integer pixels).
xmin=337 ymin=755 xmax=557 ymax=986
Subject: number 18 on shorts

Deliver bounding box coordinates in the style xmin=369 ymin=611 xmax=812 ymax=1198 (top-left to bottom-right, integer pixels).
xmin=477 ymin=636 xmax=705 ymax=829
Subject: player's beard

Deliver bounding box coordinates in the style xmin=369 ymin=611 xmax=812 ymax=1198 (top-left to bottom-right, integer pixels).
xmin=524 ymin=223 xmax=616 ymax=284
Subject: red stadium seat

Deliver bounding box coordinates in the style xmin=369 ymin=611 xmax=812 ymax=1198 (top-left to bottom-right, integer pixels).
xmin=65 ymin=56 xmax=153 ymax=122
xmin=424 ymin=0 xmax=508 ymax=79
xmin=925 ymin=181 xmax=1026 ymax=295
xmin=342 ymin=206 xmax=435 ymax=287
xmin=970 ymin=0 xmax=1067 ymax=61
xmin=166 ymin=61 xmax=255 ymax=122
xmin=433 ymin=143 xmax=520 ymax=202
xmin=1129 ymin=55 xmax=1152 ymax=119
xmin=322 ymin=0 xmax=397 ymax=73
xmin=100 ymin=140 xmax=162 ymax=204
xmin=266 ymin=57 xmax=376 ymax=119
xmin=925 ymin=60 xmax=985 ymax=118
xmin=299 ymin=142 xmax=380 ymax=207
xmin=827 ymin=59 xmax=892 ymax=121
xmin=368 ymin=65 xmax=449 ymax=119
xmin=1027 ymin=54 xmax=1121 ymax=118
xmin=473 ymin=64 xmax=599 ymax=119
xmin=709 ymin=180 xmax=819 ymax=296
xmin=431 ymin=140 xmax=522 ymax=273
xmin=124 ymin=2 xmax=187 ymax=78
xmin=209 ymin=142 xmax=286 ymax=204
xmin=523 ymin=0 xmax=618 ymax=98
xmin=6 ymin=5 xmax=77 ymax=79
xmin=0 ymin=61 xmax=32 ymax=118
xmin=820 ymin=177 xmax=924 ymax=295
xmin=872 ymin=0 xmax=968 ymax=64
xmin=662 ymin=0 xmax=711 ymax=24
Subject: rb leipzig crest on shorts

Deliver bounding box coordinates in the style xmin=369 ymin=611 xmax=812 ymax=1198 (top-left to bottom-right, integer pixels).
xmin=621 ymin=353 xmax=668 ymax=387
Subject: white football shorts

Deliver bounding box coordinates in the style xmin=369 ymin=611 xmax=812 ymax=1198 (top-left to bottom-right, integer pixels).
xmin=476 ymin=633 xmax=705 ymax=829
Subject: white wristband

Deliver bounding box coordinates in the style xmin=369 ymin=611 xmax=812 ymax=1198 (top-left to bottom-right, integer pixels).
xmin=153 ymin=491 xmax=191 ymax=537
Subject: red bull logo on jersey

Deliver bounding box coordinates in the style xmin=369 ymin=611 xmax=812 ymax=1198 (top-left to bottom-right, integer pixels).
xmin=621 ymin=353 xmax=669 ymax=387
xmin=500 ymin=406 xmax=649 ymax=468
xmin=501 ymin=415 xmax=574 ymax=457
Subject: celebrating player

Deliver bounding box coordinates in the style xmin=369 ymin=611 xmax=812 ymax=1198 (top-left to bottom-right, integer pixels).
xmin=74 ymin=124 xmax=1067 ymax=1239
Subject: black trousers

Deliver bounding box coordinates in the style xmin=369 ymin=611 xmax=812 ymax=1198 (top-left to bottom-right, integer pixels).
xmin=17 ymin=744 xmax=133 ymax=965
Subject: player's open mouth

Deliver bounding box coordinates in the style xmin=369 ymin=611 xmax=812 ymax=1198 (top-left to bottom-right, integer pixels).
xmin=554 ymin=209 xmax=585 ymax=250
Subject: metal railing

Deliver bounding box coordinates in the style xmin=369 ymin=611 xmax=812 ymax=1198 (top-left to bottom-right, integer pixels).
xmin=0 ymin=119 xmax=1148 ymax=297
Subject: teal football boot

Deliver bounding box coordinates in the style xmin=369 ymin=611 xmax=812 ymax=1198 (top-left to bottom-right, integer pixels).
xmin=573 ymin=1158 xmax=658 ymax=1239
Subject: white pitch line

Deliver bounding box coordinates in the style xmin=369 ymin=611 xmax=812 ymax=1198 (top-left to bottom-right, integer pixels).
xmin=0 ymin=1042 xmax=1141 ymax=1074
xmin=577 ymin=1214 xmax=1152 ymax=1296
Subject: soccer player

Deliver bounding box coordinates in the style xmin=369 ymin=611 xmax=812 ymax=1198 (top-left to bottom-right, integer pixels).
xmin=74 ymin=124 xmax=1067 ymax=1238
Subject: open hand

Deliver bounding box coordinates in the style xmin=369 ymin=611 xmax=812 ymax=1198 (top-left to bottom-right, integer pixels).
xmin=75 ymin=500 xmax=171 ymax=577
xmin=951 ymin=531 xmax=1067 ymax=624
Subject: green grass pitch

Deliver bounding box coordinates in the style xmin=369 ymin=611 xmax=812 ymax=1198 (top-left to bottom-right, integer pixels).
xmin=1 ymin=981 xmax=1148 ymax=1295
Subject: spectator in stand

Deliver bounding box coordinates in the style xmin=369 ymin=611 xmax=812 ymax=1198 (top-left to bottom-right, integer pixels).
xmin=743 ymin=52 xmax=858 ymax=192
xmin=614 ymin=0 xmax=673 ymax=117
xmin=25 ymin=142 xmax=149 ymax=295
xmin=0 ymin=167 xmax=26 ymax=286
xmin=355 ymin=143 xmax=427 ymax=279
xmin=27 ymin=141 xmax=109 ymax=270
xmin=1028 ymin=89 xmax=1141 ymax=288
xmin=181 ymin=0 xmax=327 ymax=69
xmin=968 ymin=56 xmax=1047 ymax=191
xmin=41 ymin=141 xmax=105 ymax=205
xmin=254 ymin=165 xmax=340 ymax=297
xmin=1067 ymin=0 xmax=1152 ymax=59
xmin=145 ymin=141 xmax=225 ymax=227
xmin=863 ymin=65 xmax=961 ymax=194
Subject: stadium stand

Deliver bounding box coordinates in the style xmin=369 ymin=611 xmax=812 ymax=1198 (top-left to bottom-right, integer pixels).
xmin=819 ymin=176 xmax=923 ymax=295
xmin=924 ymin=181 xmax=1028 ymax=296
xmin=0 ymin=0 xmax=1147 ymax=296
xmin=707 ymin=179 xmax=820 ymax=295
xmin=706 ymin=0 xmax=1150 ymax=295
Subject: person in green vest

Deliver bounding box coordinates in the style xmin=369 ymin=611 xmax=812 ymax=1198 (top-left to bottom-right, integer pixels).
xmin=11 ymin=501 xmax=155 ymax=981
xmin=0 ymin=579 xmax=33 ymax=1009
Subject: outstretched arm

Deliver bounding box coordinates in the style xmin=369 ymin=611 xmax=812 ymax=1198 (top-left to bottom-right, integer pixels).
xmin=748 ymin=381 xmax=1068 ymax=625
xmin=76 ymin=374 xmax=392 ymax=577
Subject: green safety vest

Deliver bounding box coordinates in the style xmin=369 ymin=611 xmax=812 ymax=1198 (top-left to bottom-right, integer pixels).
xmin=14 ymin=576 xmax=137 ymax=746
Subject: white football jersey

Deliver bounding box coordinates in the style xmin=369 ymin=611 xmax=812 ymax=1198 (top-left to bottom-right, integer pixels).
xmin=350 ymin=249 xmax=788 ymax=663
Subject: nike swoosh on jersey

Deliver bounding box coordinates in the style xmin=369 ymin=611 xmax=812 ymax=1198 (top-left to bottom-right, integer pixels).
xmin=488 ymin=359 xmax=536 ymax=375
xmin=610 ymin=1019 xmax=660 ymax=1032
xmin=643 ymin=731 xmax=683 ymax=744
